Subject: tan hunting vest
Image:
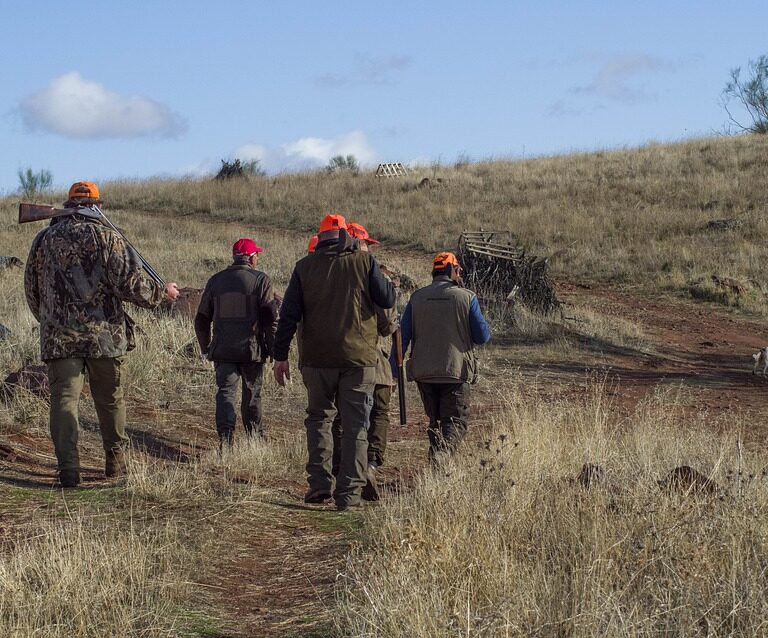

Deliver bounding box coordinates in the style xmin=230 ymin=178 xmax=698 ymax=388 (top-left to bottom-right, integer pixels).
xmin=406 ymin=277 xmax=478 ymax=384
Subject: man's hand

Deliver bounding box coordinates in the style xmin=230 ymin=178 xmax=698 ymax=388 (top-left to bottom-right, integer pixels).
xmin=164 ymin=282 xmax=180 ymax=302
xmin=273 ymin=360 xmax=290 ymax=386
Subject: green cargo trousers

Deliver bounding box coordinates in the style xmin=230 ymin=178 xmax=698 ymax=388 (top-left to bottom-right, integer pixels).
xmin=47 ymin=357 xmax=127 ymax=472
xmin=332 ymin=383 xmax=392 ymax=473
xmin=301 ymin=366 xmax=375 ymax=508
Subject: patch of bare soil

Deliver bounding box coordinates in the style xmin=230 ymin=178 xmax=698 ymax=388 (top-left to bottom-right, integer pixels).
xmin=558 ymin=281 xmax=768 ymax=418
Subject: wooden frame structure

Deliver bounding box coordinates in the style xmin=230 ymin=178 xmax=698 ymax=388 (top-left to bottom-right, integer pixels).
xmin=375 ymin=162 xmax=409 ymax=177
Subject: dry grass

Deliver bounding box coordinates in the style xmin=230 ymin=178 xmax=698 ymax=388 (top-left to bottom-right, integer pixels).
xmin=1 ymin=135 xmax=766 ymax=634
xmin=125 ymin=431 xmax=306 ymax=504
xmin=0 ymin=517 xmax=188 ymax=637
xmin=49 ymin=133 xmax=767 ymax=315
xmin=338 ymin=380 xmax=768 ymax=637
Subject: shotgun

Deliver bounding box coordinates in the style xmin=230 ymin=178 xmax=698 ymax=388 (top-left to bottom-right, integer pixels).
xmin=19 ymin=203 xmax=165 ymax=287
xmin=393 ymin=328 xmax=407 ymax=426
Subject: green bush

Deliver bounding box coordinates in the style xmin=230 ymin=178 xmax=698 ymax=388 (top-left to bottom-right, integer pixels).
xmin=17 ymin=168 xmax=53 ymax=199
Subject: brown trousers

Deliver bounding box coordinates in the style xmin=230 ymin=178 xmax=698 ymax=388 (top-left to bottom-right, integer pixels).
xmin=47 ymin=357 xmax=126 ymax=472
xmin=301 ymin=366 xmax=374 ymax=508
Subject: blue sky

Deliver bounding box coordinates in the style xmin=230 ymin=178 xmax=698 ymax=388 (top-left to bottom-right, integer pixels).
xmin=1 ymin=0 xmax=766 ymax=193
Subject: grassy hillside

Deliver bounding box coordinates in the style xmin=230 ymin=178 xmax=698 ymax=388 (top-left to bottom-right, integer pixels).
xmin=2 ymin=135 xmax=768 ymax=637
xmin=87 ymin=134 xmax=768 ymax=316
xmin=6 ymin=135 xmax=766 ymax=314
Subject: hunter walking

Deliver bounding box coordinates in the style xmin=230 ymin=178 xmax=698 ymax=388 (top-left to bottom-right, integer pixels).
xmin=195 ymin=238 xmax=279 ymax=446
xmin=273 ymin=215 xmax=396 ymax=511
xmin=331 ymin=223 xmax=398 ymax=501
xmin=24 ymin=182 xmax=179 ymax=487
xmin=397 ymin=252 xmax=491 ymax=463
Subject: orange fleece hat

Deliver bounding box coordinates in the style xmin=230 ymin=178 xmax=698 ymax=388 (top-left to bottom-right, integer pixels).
xmin=347 ymin=222 xmax=380 ymax=245
xmin=319 ymin=214 xmax=347 ymax=233
xmin=433 ymin=251 xmax=460 ymax=269
xmin=68 ymin=181 xmax=100 ymax=200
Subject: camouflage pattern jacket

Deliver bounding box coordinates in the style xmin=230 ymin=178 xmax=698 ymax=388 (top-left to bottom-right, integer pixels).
xmin=24 ymin=215 xmax=164 ymax=360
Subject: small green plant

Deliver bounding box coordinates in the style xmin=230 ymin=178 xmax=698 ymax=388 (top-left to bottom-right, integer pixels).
xmin=241 ymin=159 xmax=266 ymax=177
xmin=326 ymin=154 xmax=359 ymax=174
xmin=17 ymin=167 xmax=53 ymax=199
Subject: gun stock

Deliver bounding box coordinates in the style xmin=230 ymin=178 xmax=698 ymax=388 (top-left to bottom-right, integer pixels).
xmin=18 ymin=203 xmax=165 ymax=287
xmin=394 ymin=328 xmax=407 ymax=426
xmin=18 ymin=203 xmax=60 ymax=224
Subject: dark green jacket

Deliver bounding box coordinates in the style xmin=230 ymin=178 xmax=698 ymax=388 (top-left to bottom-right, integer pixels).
xmin=274 ymin=239 xmax=396 ymax=367
xmin=194 ymin=261 xmax=278 ymax=363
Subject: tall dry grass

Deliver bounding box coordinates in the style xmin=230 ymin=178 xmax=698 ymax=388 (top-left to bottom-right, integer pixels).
xmin=0 ymin=517 xmax=188 ymax=637
xmin=72 ymin=134 xmax=768 ymax=315
xmin=338 ymin=380 xmax=768 ymax=637
xmin=125 ymin=431 xmax=306 ymax=504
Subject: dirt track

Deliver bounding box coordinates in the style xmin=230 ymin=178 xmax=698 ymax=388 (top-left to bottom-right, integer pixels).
xmin=559 ymin=282 xmax=768 ymax=416
xmin=2 ymin=281 xmax=768 ymax=635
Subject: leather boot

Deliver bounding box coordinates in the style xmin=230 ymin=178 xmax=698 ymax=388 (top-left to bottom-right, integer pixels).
xmin=58 ymin=469 xmax=81 ymax=488
xmin=105 ymin=450 xmax=127 ymax=478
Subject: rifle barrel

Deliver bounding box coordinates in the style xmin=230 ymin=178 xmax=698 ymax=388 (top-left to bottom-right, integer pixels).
xmin=394 ymin=328 xmax=407 ymax=426
xmin=93 ymin=206 xmax=165 ymax=287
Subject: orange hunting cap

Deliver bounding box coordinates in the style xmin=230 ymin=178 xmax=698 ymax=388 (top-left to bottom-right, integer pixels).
xmin=307 ymin=235 xmax=319 ymax=253
xmin=433 ymin=251 xmax=460 ymax=269
xmin=319 ymin=214 xmax=347 ymax=233
xmin=347 ymin=222 xmax=380 ymax=245
xmin=68 ymin=181 xmax=100 ymax=200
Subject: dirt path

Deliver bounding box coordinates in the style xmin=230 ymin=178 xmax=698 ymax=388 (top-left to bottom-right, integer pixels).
xmin=3 ymin=281 xmax=768 ymax=635
xmin=558 ymin=282 xmax=768 ymax=415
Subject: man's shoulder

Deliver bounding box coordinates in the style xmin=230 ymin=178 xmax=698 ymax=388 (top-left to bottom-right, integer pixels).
xmin=413 ymin=280 xmax=474 ymax=301
xmin=206 ymin=265 xmax=270 ymax=288
xmin=32 ymin=219 xmax=115 ymax=258
xmin=50 ymin=218 xmax=116 ymax=243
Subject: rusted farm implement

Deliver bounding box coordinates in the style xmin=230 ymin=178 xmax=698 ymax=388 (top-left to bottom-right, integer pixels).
xmin=457 ymin=231 xmax=560 ymax=315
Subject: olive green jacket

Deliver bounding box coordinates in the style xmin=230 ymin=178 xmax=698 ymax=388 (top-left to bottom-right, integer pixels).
xmin=274 ymin=239 xmax=396 ymax=367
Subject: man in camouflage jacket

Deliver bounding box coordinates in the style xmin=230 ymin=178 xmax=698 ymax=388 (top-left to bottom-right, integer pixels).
xmin=24 ymin=181 xmax=179 ymax=487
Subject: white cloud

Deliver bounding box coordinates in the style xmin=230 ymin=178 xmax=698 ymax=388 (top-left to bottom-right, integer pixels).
xmin=231 ymin=131 xmax=376 ymax=173
xmin=570 ymin=55 xmax=674 ymax=104
xmin=315 ymin=55 xmax=413 ymax=88
xmin=19 ymin=72 xmax=187 ymax=139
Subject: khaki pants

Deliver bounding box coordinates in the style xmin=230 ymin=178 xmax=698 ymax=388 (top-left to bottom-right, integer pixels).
xmin=301 ymin=366 xmax=374 ymax=508
xmin=47 ymin=357 xmax=126 ymax=472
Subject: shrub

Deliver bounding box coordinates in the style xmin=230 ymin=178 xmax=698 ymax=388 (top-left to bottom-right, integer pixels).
xmin=326 ymin=154 xmax=359 ymax=174
xmin=722 ymin=54 xmax=768 ymax=134
xmin=215 ymin=158 xmax=265 ymax=179
xmin=17 ymin=168 xmax=53 ymax=199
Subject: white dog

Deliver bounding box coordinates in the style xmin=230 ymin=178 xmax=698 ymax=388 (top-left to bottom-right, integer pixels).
xmin=752 ymin=347 xmax=768 ymax=376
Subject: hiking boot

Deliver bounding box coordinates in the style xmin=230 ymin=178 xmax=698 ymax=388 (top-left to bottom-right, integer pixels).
xmin=58 ymin=469 xmax=81 ymax=488
xmin=105 ymin=451 xmax=127 ymax=478
xmin=218 ymin=432 xmax=234 ymax=455
xmin=336 ymin=500 xmax=363 ymax=512
xmin=362 ymin=464 xmax=381 ymax=502
xmin=304 ymin=490 xmax=332 ymax=504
